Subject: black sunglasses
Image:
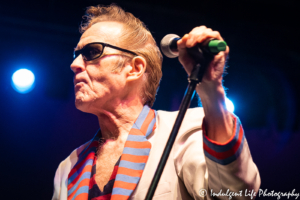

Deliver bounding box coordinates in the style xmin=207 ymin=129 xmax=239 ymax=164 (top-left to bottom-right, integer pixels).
xmin=73 ymin=42 xmax=138 ymax=61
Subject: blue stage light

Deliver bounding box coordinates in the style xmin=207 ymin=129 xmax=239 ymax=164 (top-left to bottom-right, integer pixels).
xmin=11 ymin=69 xmax=35 ymax=93
xmin=225 ymin=97 xmax=235 ymax=113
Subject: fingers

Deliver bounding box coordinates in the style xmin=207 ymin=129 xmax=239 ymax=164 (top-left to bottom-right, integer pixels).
xmin=177 ymin=26 xmax=225 ymax=49
xmin=176 ymin=25 xmax=229 ymax=78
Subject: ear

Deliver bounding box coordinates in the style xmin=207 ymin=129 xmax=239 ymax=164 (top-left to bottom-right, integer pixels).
xmin=126 ymin=56 xmax=147 ymax=82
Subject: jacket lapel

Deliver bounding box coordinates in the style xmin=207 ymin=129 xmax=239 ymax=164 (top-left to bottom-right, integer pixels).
xmin=67 ymin=105 xmax=156 ymax=200
xmin=67 ymin=133 xmax=101 ymax=200
xmin=111 ymin=105 xmax=156 ymax=200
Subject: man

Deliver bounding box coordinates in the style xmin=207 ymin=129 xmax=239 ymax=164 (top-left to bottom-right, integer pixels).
xmin=52 ymin=4 xmax=260 ymax=200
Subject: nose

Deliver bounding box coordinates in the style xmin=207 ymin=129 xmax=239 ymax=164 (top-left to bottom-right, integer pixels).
xmin=70 ymin=54 xmax=85 ymax=74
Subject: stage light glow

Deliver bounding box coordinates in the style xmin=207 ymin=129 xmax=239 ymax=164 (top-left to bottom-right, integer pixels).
xmin=225 ymin=97 xmax=235 ymax=113
xmin=12 ymin=69 xmax=35 ymax=93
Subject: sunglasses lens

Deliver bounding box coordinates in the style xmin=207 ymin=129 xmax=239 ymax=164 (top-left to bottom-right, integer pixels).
xmin=83 ymin=43 xmax=104 ymax=61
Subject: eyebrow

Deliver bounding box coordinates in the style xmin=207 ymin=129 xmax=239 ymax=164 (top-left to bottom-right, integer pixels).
xmin=74 ymin=42 xmax=86 ymax=51
xmin=74 ymin=45 xmax=81 ymax=52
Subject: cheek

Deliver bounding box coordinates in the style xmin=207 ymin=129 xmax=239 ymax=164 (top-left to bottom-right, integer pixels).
xmin=93 ymin=74 xmax=125 ymax=93
xmin=86 ymin=58 xmax=126 ymax=95
xmin=86 ymin=71 xmax=118 ymax=98
xmin=86 ymin=64 xmax=109 ymax=87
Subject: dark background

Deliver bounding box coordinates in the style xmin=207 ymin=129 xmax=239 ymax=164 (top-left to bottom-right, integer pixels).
xmin=0 ymin=0 xmax=299 ymax=199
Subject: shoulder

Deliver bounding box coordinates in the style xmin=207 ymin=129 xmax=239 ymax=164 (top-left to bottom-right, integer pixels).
xmin=153 ymin=107 xmax=204 ymax=151
xmin=157 ymin=107 xmax=204 ymax=119
xmin=156 ymin=107 xmax=205 ymax=131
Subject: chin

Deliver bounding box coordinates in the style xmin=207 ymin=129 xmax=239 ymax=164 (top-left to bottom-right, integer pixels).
xmin=74 ymin=96 xmax=92 ymax=113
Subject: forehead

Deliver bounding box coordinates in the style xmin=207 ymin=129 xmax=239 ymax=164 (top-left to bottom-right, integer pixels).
xmin=77 ymin=21 xmax=124 ymax=48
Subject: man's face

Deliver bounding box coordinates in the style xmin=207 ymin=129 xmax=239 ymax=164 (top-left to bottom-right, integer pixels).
xmin=70 ymin=22 xmax=130 ymax=114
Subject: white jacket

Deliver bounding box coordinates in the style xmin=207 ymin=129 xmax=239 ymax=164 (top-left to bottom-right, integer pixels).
xmin=52 ymin=107 xmax=260 ymax=200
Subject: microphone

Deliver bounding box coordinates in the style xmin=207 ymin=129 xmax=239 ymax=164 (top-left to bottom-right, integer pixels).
xmin=160 ymin=34 xmax=227 ymax=59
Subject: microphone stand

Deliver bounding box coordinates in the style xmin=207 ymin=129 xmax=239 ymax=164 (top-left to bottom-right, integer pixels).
xmin=145 ymin=45 xmax=214 ymax=200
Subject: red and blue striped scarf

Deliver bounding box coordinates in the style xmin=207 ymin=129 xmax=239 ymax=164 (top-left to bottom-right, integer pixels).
xmin=67 ymin=105 xmax=156 ymax=200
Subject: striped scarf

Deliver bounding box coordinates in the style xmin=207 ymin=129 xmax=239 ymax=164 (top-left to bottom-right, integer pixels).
xmin=67 ymin=105 xmax=157 ymax=200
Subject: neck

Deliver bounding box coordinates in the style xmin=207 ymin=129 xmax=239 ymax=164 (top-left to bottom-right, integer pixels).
xmin=96 ymin=99 xmax=144 ymax=143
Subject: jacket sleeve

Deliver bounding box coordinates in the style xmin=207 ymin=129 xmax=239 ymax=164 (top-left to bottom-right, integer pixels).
xmin=174 ymin=109 xmax=260 ymax=200
xmin=202 ymin=113 xmax=261 ymax=199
